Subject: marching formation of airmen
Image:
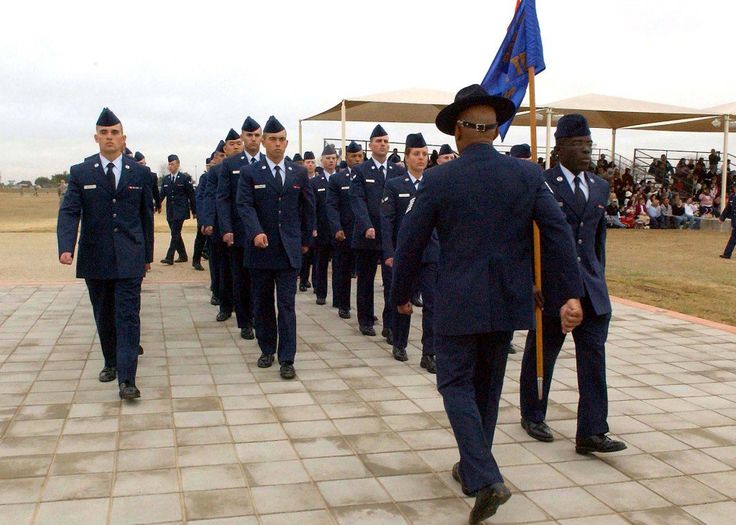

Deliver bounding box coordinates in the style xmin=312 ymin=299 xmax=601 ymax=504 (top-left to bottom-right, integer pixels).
xmin=57 ymin=84 xmax=627 ymax=524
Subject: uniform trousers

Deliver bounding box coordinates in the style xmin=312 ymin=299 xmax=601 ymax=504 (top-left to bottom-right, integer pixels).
xmin=354 ymin=249 xmax=392 ymax=329
xmin=723 ymin=227 xmax=736 ymax=257
xmin=227 ymin=246 xmax=253 ymax=328
xmin=299 ymin=248 xmax=313 ymax=285
xmin=436 ymin=331 xmax=512 ymax=492
xmin=165 ymin=220 xmax=186 ymax=260
xmin=392 ymin=262 xmax=436 ymax=353
xmin=520 ymin=297 xmax=611 ymax=439
xmin=85 ymin=277 xmax=143 ymax=385
xmin=250 ymin=268 xmax=299 ymax=364
xmin=312 ymin=243 xmax=333 ymax=301
xmin=192 ymin=229 xmax=206 ymax=263
xmin=332 ymin=247 xmax=354 ymax=311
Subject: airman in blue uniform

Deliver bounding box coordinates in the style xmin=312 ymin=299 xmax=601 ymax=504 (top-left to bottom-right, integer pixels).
xmin=719 ymin=185 xmax=736 ymax=258
xmin=391 ymin=85 xmax=584 ymax=524
xmin=311 ymin=144 xmax=339 ymax=306
xmin=133 ymin=151 xmax=161 ymax=213
xmin=519 ymin=114 xmax=627 ymax=456
xmin=217 ymin=117 xmax=263 ymax=340
xmin=160 ymin=154 xmax=196 ymax=264
xmin=57 ymin=108 xmax=154 ymax=400
xmin=326 ymin=141 xmax=362 ymax=319
xmin=382 ymin=133 xmax=438 ymax=373
xmin=299 ymin=151 xmax=317 ymax=291
xmin=350 ymin=124 xmax=406 ymax=338
xmin=236 ymin=116 xmax=315 ymax=380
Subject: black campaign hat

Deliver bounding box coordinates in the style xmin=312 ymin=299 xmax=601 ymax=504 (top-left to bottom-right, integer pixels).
xmin=263 ymin=116 xmax=284 ymax=133
xmin=509 ymin=143 xmax=531 ymax=158
xmin=134 ymin=151 xmax=145 ymax=161
xmin=438 ymin=144 xmax=453 ymax=156
xmin=303 ymin=151 xmax=315 ymax=160
xmin=321 ymin=144 xmax=337 ymax=156
xmin=241 ymin=116 xmax=260 ymax=132
xmin=405 ymin=133 xmax=427 ymax=149
xmin=346 ymin=141 xmax=362 ymax=153
xmin=168 ymin=154 xmax=179 ymax=163
xmin=96 ymin=107 xmax=121 ymax=126
xmin=554 ymin=114 xmax=591 ymax=139
xmin=435 ymin=84 xmax=516 ymax=135
xmin=370 ymin=124 xmax=388 ymax=138
xmin=216 ymin=140 xmax=225 ymax=153
xmin=225 ymin=128 xmax=239 ymax=141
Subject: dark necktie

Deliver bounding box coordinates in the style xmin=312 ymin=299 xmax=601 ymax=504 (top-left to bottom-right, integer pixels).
xmin=574 ymin=175 xmax=586 ymax=214
xmin=274 ymin=165 xmax=283 ymax=192
xmin=106 ymin=162 xmax=116 ymax=191
xmin=379 ymin=165 xmax=385 ymax=177
xmin=250 ymin=157 xmax=257 ymax=164
xmin=414 ymin=179 xmax=420 ymax=191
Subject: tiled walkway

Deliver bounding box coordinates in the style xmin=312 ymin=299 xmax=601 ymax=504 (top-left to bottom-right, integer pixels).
xmin=0 ymin=283 xmax=735 ymax=525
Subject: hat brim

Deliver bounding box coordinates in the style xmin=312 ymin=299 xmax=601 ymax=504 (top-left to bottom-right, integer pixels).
xmin=435 ymin=95 xmax=517 ymax=135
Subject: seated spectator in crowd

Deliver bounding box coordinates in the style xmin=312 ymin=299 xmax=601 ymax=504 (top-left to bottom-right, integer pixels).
xmin=660 ymin=196 xmax=674 ymax=228
xmin=684 ymin=196 xmax=701 ymax=229
xmin=671 ymin=195 xmax=693 ymax=229
xmin=698 ymin=184 xmax=715 ymax=216
xmin=709 ymin=149 xmax=720 ymax=174
xmin=632 ymin=195 xmax=649 ymax=228
xmin=646 ymin=196 xmax=666 ymax=229
xmin=597 ymin=154 xmax=609 ymax=171
xmin=622 ymin=167 xmax=634 ymax=185
xmin=606 ymin=197 xmax=628 ymax=228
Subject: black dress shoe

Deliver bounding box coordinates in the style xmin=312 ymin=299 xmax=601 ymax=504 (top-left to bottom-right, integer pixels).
xmin=316 ymin=297 xmax=326 ymax=305
xmin=410 ymin=296 xmax=424 ymax=308
xmin=216 ymin=311 xmax=231 ymax=322
xmin=98 ymin=367 xmax=117 ymax=382
xmin=241 ymin=327 xmax=255 ymax=340
xmin=257 ymin=353 xmax=275 ymax=368
xmin=210 ymin=295 xmax=220 ymax=306
xmin=304 ymin=281 xmax=312 ymax=289
xmin=507 ymin=343 xmax=517 ymax=354
xmin=299 ymin=284 xmax=308 ymax=292
xmin=138 ymin=345 xmax=144 ymax=356
xmin=382 ymin=327 xmax=393 ymax=345
xmin=521 ymin=418 xmax=554 ymax=442
xmin=420 ymin=355 xmax=436 ymax=374
xmin=360 ymin=325 xmax=376 ymax=336
xmin=280 ymin=363 xmax=296 ymax=380
xmin=452 ymin=462 xmax=476 ymax=497
xmin=392 ymin=346 xmax=408 ymax=362
xmin=338 ymin=309 xmax=351 ymax=319
xmin=373 ymin=315 xmax=378 ymax=322
xmin=160 ymin=258 xmax=173 ymax=265
xmin=576 ymin=434 xmax=627 ymax=455
xmin=192 ymin=262 xmax=205 ymax=271
xmin=469 ymin=482 xmax=511 ymax=524
xmin=202 ymin=252 xmax=209 ymax=261
xmin=119 ymin=382 xmax=141 ymax=400
xmin=174 ymin=257 xmax=188 ymax=263
xmin=720 ymin=254 xmax=731 ymax=259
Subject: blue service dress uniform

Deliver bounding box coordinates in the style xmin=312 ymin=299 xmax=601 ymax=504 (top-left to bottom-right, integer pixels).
xmin=236 ymin=157 xmax=315 ymax=364
xmin=57 ymin=155 xmax=154 ymax=386
xmin=719 ymin=192 xmax=736 ymax=257
xmin=382 ymin=174 xmax=439 ymax=355
xmin=192 ymin=175 xmax=208 ymax=264
xmin=200 ymin=163 xmax=227 ymax=307
xmin=349 ymin=158 xmax=406 ymax=330
xmin=391 ymin=143 xmax=582 ymax=493
xmin=217 ymin=151 xmax=264 ymax=331
xmin=150 ymin=172 xmax=161 ymax=211
xmin=520 ymin=164 xmax=613 ymax=440
xmin=160 ymin=171 xmax=196 ymax=261
xmin=311 ymin=171 xmax=336 ymax=303
xmin=326 ymin=167 xmax=356 ymax=313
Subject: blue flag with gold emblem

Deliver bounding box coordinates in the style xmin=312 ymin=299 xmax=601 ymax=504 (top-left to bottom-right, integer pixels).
xmin=481 ymin=0 xmax=545 ymax=139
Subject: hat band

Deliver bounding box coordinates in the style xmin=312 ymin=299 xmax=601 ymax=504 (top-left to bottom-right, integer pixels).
xmin=457 ymin=120 xmax=498 ymax=132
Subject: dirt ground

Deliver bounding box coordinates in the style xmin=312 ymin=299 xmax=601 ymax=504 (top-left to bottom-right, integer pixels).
xmin=1 ymin=192 xmax=735 ymax=324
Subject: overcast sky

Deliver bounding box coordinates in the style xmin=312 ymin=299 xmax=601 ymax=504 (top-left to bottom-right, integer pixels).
xmin=1 ymin=0 xmax=734 ymax=182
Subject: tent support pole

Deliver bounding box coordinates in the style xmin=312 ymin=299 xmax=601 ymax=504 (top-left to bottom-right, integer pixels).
xmin=340 ymin=100 xmax=347 ymax=160
xmin=298 ymin=120 xmax=303 ymax=155
xmin=611 ymin=128 xmax=617 ymax=164
xmin=722 ymin=114 xmax=730 ymax=213
xmin=545 ymin=108 xmax=552 ymax=168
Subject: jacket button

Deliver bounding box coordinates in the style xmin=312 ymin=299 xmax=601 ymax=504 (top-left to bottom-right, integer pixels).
xmin=112 ymin=213 xmax=117 ymax=218
xmin=577 ymin=256 xmax=581 ymax=262
xmin=113 ymin=228 xmax=118 ymax=232
xmin=578 ymin=239 xmax=583 ymax=244
xmin=112 ymin=199 xmax=116 ymax=203
xmin=579 ymin=222 xmax=584 ymax=226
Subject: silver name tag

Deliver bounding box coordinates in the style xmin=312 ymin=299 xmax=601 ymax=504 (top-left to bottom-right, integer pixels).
xmin=83 ymin=184 xmax=97 ymax=190
xmin=317 ymin=188 xmax=326 ymax=192
xmin=233 ymin=170 xmax=240 ymax=174
xmin=398 ymin=193 xmax=410 ymax=197
xmin=366 ymin=179 xmax=375 ymax=183
xmin=254 ymin=184 xmax=266 ymax=189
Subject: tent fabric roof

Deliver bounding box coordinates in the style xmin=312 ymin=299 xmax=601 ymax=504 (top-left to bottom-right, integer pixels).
xmin=304 ymin=89 xmax=714 ymax=131
xmin=628 ymin=101 xmax=736 ymax=132
xmin=303 ymin=88 xmax=454 ymax=123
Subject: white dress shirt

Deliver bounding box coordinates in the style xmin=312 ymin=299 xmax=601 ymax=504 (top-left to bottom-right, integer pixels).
xmin=559 ymin=163 xmax=589 ymax=200
xmin=99 ymin=154 xmax=123 ymax=187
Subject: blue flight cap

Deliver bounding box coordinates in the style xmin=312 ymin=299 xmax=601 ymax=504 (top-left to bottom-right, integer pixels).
xmin=124 ymin=147 xmax=132 ymax=155
xmin=438 ymin=144 xmax=453 ymax=156
xmin=263 ymin=116 xmax=284 ymax=133
xmin=168 ymin=154 xmax=179 ymax=163
xmin=321 ymin=144 xmax=337 ymax=156
xmin=509 ymin=143 xmax=531 ymax=158
xmin=134 ymin=151 xmax=145 ymax=161
xmin=338 ymin=160 xmax=348 ymax=170
xmin=303 ymin=151 xmax=315 ymax=160
xmin=555 ymin=114 xmax=591 ymax=139
xmin=292 ymin=153 xmax=303 ymax=162
xmin=346 ymin=141 xmax=362 ymax=153
xmin=370 ymin=124 xmax=388 ymax=139
xmin=241 ymin=116 xmax=261 ymax=132
xmin=225 ymin=128 xmax=239 ymax=141
xmin=215 ymin=140 xmax=225 ymax=153
xmin=405 ymin=133 xmax=427 ymax=149
xmin=96 ymin=107 xmax=120 ymax=126
xmin=206 ymin=156 xmax=212 ymax=164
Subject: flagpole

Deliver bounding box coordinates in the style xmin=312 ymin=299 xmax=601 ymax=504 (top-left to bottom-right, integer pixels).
xmin=528 ymin=65 xmax=544 ymax=401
